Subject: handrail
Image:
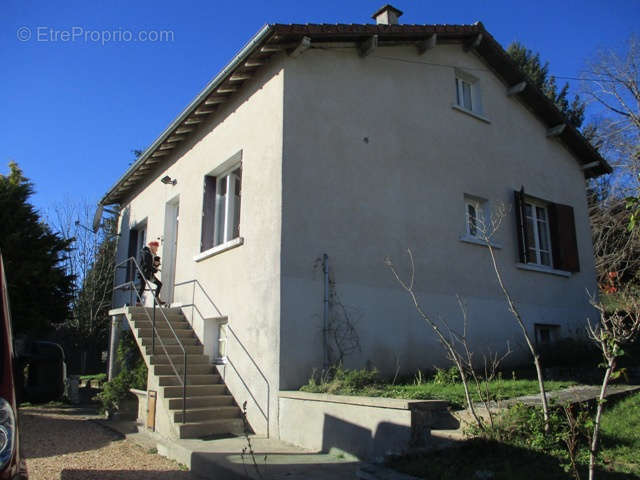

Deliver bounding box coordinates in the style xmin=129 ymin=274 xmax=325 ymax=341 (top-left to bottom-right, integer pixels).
xmin=113 ymin=256 xmax=188 ymax=423
xmin=173 ymin=279 xmax=271 ymax=437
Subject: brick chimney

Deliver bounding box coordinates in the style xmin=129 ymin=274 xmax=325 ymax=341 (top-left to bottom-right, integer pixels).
xmin=372 ymin=4 xmax=403 ymax=25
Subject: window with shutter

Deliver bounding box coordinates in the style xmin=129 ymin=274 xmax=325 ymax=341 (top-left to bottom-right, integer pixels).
xmin=201 ymin=176 xmax=216 ymax=252
xmin=200 ymin=163 xmax=242 ymax=253
xmin=514 ymin=189 xmax=580 ymax=273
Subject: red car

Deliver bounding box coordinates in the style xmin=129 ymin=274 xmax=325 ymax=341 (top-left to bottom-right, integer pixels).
xmin=0 ymin=253 xmax=28 ymax=479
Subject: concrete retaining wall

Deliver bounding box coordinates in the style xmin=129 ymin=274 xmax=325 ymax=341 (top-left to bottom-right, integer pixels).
xmin=278 ymin=391 xmax=454 ymax=460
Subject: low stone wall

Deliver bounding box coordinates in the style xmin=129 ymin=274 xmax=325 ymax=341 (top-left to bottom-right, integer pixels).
xmin=278 ymin=391 xmax=455 ymax=461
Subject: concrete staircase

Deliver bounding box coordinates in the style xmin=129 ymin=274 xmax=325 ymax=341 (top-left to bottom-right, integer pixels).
xmin=125 ymin=306 xmax=244 ymax=439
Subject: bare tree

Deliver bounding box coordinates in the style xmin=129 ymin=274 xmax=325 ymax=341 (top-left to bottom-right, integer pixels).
xmin=386 ymin=250 xmax=488 ymax=431
xmin=582 ymin=34 xmax=639 ymax=183
xmin=589 ymin=195 xmax=640 ymax=284
xmin=48 ymin=198 xmax=117 ymax=370
xmin=475 ymin=203 xmax=552 ymax=432
xmin=586 ymin=292 xmax=640 ymax=480
xmin=455 ymin=296 xmax=511 ymax=430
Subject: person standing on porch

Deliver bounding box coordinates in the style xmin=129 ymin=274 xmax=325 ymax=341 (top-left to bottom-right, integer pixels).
xmin=137 ymin=240 xmax=165 ymax=306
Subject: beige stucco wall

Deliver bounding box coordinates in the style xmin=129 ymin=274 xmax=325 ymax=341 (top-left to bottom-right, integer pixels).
xmin=113 ymin=59 xmax=285 ymax=436
xmin=279 ymin=44 xmax=598 ymax=388
xmin=111 ymin=41 xmax=601 ymax=437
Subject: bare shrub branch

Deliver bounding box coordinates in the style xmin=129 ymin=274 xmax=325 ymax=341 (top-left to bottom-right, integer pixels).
xmin=586 ymin=291 xmax=640 ymax=480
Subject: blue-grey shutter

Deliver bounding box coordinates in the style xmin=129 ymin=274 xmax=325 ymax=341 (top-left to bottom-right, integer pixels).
xmin=126 ymin=229 xmax=138 ymax=281
xmin=201 ymin=176 xmax=216 ymax=252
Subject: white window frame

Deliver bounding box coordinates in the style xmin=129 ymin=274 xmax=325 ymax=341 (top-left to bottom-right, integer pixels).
xmin=213 ymin=164 xmax=241 ymax=248
xmin=464 ymin=196 xmax=485 ymax=239
xmin=454 ymin=69 xmax=483 ymax=116
xmin=459 ymin=195 xmax=502 ymax=248
xmin=524 ymin=199 xmax=553 ymax=268
xmin=456 ymin=77 xmax=473 ymax=111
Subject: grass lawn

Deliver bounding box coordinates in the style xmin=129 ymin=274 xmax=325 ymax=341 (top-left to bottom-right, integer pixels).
xmin=300 ymin=367 xmax=576 ymax=408
xmin=389 ymin=392 xmax=640 ymax=479
xmin=363 ymin=380 xmax=577 ymax=408
xmin=599 ymin=392 xmax=640 ymax=476
xmin=79 ymin=373 xmax=107 ymax=382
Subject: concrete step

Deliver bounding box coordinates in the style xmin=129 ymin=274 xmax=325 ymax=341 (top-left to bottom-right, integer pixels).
xmin=129 ymin=310 xmax=187 ymax=322
xmin=178 ymin=418 xmax=244 ymax=439
xmin=134 ymin=319 xmax=191 ymax=330
xmin=149 ymin=354 xmax=209 ymax=365
xmin=173 ymin=406 xmax=241 ymax=423
xmin=154 ymin=364 xmax=214 ymax=376
xmin=163 ymin=384 xmax=227 ymax=398
xmin=128 ymin=306 xmax=183 ymax=316
xmin=142 ymin=336 xmax=200 ymax=347
xmin=137 ymin=327 xmax=194 ymax=339
xmin=144 ymin=344 xmax=203 ymax=355
xmin=167 ymin=395 xmax=235 ymax=410
xmin=430 ymin=429 xmax=467 ymax=442
xmin=158 ymin=374 xmax=221 ymax=387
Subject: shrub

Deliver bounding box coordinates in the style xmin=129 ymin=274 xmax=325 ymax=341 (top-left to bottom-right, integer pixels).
xmin=98 ymin=330 xmax=147 ymax=413
xmin=433 ymin=366 xmax=460 ymax=385
xmin=301 ymin=365 xmax=379 ymax=394
xmin=473 ymin=402 xmax=592 ymax=473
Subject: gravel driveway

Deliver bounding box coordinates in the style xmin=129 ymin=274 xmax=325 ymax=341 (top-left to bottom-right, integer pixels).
xmin=21 ymin=405 xmax=197 ymax=480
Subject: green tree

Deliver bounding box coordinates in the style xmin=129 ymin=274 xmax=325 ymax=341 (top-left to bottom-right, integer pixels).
xmin=507 ymin=42 xmax=586 ymax=128
xmin=0 ymin=162 xmax=75 ymax=333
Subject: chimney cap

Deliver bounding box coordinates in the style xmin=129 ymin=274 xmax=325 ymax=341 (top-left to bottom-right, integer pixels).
xmin=372 ymin=4 xmax=404 ymax=21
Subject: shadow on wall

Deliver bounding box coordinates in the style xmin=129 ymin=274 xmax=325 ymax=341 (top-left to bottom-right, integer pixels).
xmin=321 ymin=415 xmax=411 ymax=460
xmin=320 ymin=408 xmax=460 ymax=460
xmin=217 ymin=323 xmax=270 ymax=436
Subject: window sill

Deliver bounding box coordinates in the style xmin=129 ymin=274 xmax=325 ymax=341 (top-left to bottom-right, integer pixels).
xmin=516 ymin=263 xmax=571 ymax=278
xmin=194 ymin=237 xmax=244 ymax=262
xmin=459 ymin=235 xmax=502 ymax=249
xmin=451 ymin=104 xmax=491 ymax=124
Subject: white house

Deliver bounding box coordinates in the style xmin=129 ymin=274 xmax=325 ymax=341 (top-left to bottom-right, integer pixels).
xmin=103 ymin=5 xmax=610 ymax=440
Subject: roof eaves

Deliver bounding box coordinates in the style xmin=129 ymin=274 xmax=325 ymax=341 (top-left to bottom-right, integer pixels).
xmin=100 ymin=23 xmax=275 ymax=206
xmin=473 ymin=23 xmax=611 ymax=177
xmin=102 ymin=21 xmax=610 ymax=206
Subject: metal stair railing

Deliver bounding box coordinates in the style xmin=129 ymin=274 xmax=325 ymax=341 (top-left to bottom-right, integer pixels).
xmin=113 ymin=256 xmax=188 ymax=423
xmin=174 ymin=279 xmax=271 ymax=437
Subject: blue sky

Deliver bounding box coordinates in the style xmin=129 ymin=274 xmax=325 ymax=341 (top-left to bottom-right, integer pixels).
xmin=1 ymin=0 xmax=638 ymax=217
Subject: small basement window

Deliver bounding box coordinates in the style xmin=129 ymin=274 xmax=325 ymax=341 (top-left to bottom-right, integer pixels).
xmin=535 ymin=324 xmax=560 ymax=346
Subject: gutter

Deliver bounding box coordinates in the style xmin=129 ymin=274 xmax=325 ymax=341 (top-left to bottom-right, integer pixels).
xmin=100 ymin=23 xmax=274 ymax=206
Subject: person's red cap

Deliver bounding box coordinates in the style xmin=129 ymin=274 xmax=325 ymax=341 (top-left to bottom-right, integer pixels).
xmin=148 ymin=241 xmax=160 ymax=247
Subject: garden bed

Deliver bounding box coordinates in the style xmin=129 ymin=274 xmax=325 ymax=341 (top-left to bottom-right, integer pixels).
xmin=387 ymin=392 xmax=640 ymax=479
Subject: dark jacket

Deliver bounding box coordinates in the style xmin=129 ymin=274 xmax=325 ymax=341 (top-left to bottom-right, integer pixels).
xmin=139 ymin=246 xmax=157 ymax=279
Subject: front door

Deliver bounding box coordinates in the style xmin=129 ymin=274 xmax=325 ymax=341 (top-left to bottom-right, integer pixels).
xmin=162 ymin=198 xmax=179 ymax=304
